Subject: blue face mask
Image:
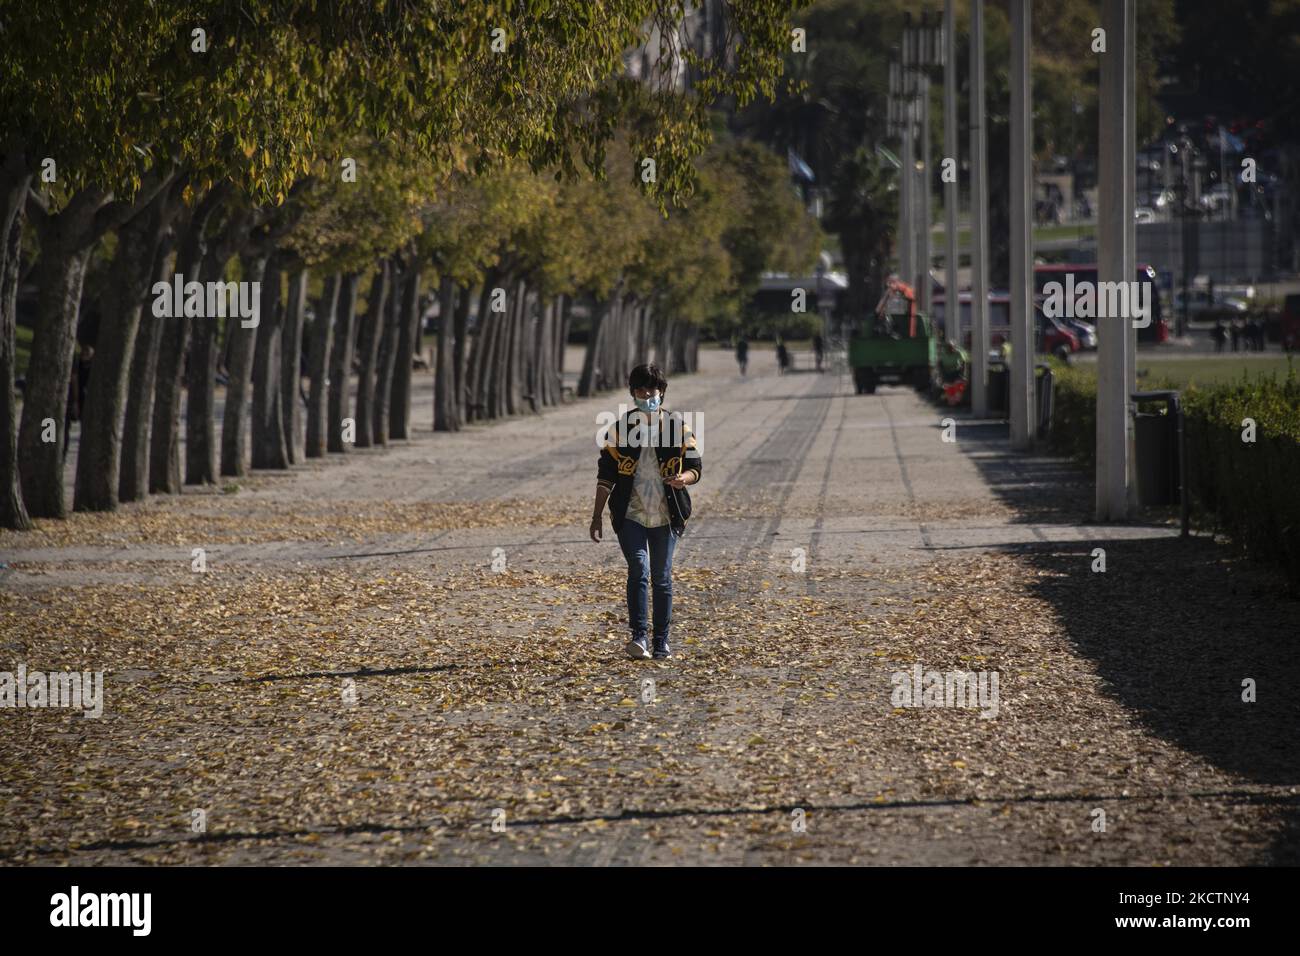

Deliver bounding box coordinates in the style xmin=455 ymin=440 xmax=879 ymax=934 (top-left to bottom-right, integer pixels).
xmin=633 ymin=395 xmax=661 ymax=413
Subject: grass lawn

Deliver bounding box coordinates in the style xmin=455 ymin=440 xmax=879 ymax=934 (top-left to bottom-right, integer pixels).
xmin=1137 ymin=357 xmax=1296 ymax=388
xmin=1077 ymin=355 xmax=1298 ymax=389
xmin=941 ymin=222 xmax=1096 ymax=250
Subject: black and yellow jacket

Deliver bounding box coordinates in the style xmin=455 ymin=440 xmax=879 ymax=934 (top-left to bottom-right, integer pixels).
xmin=597 ymin=408 xmax=702 ymax=538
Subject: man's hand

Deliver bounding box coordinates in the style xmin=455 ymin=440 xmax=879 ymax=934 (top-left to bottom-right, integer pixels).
xmin=589 ymin=515 xmax=603 ymax=542
xmin=665 ymin=469 xmax=698 ymax=490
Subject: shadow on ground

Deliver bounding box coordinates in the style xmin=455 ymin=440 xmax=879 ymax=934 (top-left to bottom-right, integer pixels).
xmin=959 ymin=417 xmax=1300 ymax=864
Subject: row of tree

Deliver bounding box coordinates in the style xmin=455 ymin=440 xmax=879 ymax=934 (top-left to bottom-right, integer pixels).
xmin=1 ymin=0 xmax=816 ymax=528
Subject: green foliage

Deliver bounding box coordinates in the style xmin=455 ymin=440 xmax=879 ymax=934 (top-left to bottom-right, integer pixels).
xmin=1049 ymin=361 xmax=1300 ymax=586
xmin=281 ymin=140 xmax=433 ymax=272
xmin=1046 ymin=363 xmax=1099 ymax=467
xmin=1182 ymin=365 xmax=1300 ymax=585
xmin=626 ymin=136 xmax=816 ymax=329
xmin=714 ymin=137 xmax=821 ymax=293
xmin=2 ymin=1 xmax=804 ymax=211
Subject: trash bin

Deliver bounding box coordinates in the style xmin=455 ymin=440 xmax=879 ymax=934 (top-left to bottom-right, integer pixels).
xmin=1134 ymin=410 xmax=1174 ymax=504
xmin=1130 ymin=391 xmax=1186 ymax=533
xmin=988 ymin=364 xmax=1009 ymax=416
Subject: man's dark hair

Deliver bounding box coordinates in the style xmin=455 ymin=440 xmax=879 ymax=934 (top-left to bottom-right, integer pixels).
xmin=629 ymin=363 xmax=668 ymax=395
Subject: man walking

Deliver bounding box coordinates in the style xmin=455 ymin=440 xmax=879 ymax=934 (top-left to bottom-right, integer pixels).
xmin=590 ymin=364 xmax=702 ymax=660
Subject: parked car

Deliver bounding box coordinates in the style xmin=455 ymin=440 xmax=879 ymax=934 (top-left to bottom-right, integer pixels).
xmin=1036 ymin=308 xmax=1081 ymax=359
xmin=1061 ymin=317 xmax=1097 ymax=350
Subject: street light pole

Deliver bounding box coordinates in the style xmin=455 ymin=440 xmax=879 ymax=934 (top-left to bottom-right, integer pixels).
xmin=969 ymin=0 xmax=990 ymax=416
xmin=1009 ymin=0 xmax=1035 ymax=450
xmin=919 ymin=68 xmax=932 ymax=314
xmin=902 ymin=13 xmax=942 ymax=316
xmin=896 ymin=33 xmax=913 ymax=288
xmin=943 ymin=0 xmax=958 ymax=346
xmin=1096 ymin=0 xmax=1137 ymax=520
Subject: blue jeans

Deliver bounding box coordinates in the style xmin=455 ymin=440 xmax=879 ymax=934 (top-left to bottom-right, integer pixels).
xmin=616 ymin=519 xmax=677 ymax=641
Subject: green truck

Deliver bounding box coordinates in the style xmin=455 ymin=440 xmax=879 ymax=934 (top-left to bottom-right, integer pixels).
xmin=849 ymin=279 xmax=938 ymax=395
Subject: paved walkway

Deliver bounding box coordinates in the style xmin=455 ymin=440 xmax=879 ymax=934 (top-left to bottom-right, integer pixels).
xmin=2 ymin=349 xmax=1297 ymax=864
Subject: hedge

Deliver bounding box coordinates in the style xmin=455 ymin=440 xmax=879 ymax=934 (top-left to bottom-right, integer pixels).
xmin=1046 ymin=361 xmax=1300 ymax=586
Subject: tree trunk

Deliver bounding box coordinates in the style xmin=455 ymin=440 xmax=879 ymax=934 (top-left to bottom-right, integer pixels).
xmin=184 ymin=288 xmax=219 ymax=485
xmin=578 ymin=295 xmax=606 ymax=397
xmin=484 ymin=286 xmax=507 ymax=420
xmin=220 ymin=252 xmax=268 ymax=476
xmin=151 ymin=186 xmax=225 ymax=494
xmin=388 ymin=266 xmax=420 ymax=440
xmin=326 ymin=271 xmax=359 ymax=453
xmin=516 ymin=289 xmax=529 ymax=410
xmin=279 ymin=267 xmax=308 ymax=463
xmin=0 ymin=170 xmax=30 ymax=529
xmin=250 ymin=256 xmax=288 ymax=470
xmin=354 ymin=261 xmax=390 ymax=447
xmin=530 ymin=296 xmax=548 ymax=411
xmin=119 ymin=229 xmax=177 ymax=503
xmin=606 ymin=297 xmax=624 ymax=390
xmin=656 ymin=311 xmax=672 ymax=370
xmin=557 ymin=295 xmax=571 ymax=390
xmin=433 ymin=274 xmax=458 ymax=431
xmin=149 ymin=298 xmax=189 ymax=493
xmin=304 ymin=273 xmax=339 ymax=458
xmin=452 ymin=281 xmax=473 ymax=422
xmin=464 ymin=271 xmax=497 ymax=422
xmin=75 ymin=184 xmax=176 ymax=511
xmin=371 ymin=256 xmax=402 ymax=445
xmin=17 ymin=187 xmax=114 ymax=518
xmin=501 ymin=284 xmax=516 ymax=416
xmin=186 ymin=204 xmax=252 ymax=485
xmin=17 ymin=180 xmax=170 ymax=515
xmin=551 ymin=297 xmax=565 ymax=403
xmin=17 ymin=246 xmax=90 ymax=518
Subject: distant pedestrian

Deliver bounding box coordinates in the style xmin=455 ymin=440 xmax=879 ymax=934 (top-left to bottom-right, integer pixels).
xmin=813 ymin=333 xmax=825 ymax=372
xmin=592 ymin=364 xmax=702 ymax=661
xmin=776 ymin=339 xmax=790 ymax=375
xmin=1230 ymin=320 xmax=1240 ymax=352
xmin=1212 ymin=319 xmax=1227 ymax=353
xmin=735 ymin=336 xmax=748 ymax=376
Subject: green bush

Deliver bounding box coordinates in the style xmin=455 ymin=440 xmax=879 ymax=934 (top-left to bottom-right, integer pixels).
xmin=1048 ymin=362 xmax=1300 ymax=586
xmin=1047 ymin=364 xmax=1098 ymax=467
xmin=1181 ymin=371 xmax=1300 ymax=584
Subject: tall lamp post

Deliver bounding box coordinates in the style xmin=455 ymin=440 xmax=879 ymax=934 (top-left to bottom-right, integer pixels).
xmin=896 ymin=12 xmax=943 ymax=312
xmin=1171 ymin=132 xmax=1203 ymax=339
xmin=969 ymin=0 xmax=991 ymax=416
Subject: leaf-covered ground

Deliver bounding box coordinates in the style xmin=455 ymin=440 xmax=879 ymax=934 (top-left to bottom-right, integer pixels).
xmin=2 ymin=359 xmax=1297 ymax=864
